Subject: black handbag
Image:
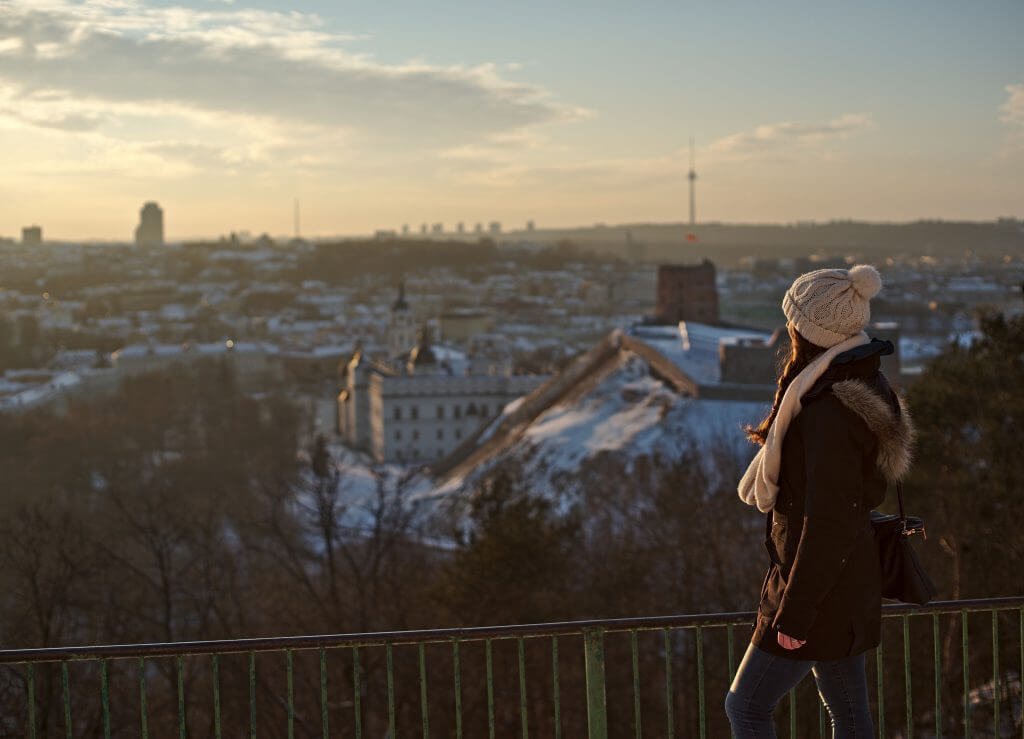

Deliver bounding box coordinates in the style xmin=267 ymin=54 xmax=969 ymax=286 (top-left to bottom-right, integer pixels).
xmin=870 ymin=481 xmax=937 ymax=605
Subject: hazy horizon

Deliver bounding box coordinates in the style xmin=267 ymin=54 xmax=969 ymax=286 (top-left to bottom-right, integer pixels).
xmin=1 ymin=0 xmax=1021 ymax=240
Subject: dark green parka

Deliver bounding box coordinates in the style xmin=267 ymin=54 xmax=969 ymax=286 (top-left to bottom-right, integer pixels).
xmin=750 ymin=339 xmax=916 ymax=660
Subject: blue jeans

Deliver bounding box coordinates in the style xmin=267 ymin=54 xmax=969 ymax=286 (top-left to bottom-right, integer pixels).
xmin=724 ymin=642 xmax=874 ymax=738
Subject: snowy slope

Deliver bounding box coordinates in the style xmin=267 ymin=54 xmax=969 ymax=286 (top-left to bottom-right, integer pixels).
xmin=420 ymin=349 xmax=766 ymax=513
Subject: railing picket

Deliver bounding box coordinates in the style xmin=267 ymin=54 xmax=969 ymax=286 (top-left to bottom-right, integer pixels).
xmin=211 ymin=655 xmax=221 ymax=739
xmin=249 ymin=651 xmax=256 ymax=739
xmin=696 ymin=626 xmax=705 ymax=739
xmin=419 ymin=642 xmax=430 ymax=739
xmin=583 ymin=628 xmax=607 ymax=739
xmin=932 ymin=613 xmax=941 ymax=739
xmin=962 ymin=609 xmax=970 ymax=738
xmin=518 ymin=636 xmax=529 ymax=739
xmin=320 ymin=648 xmax=329 ymax=739
xmin=788 ymin=688 xmax=796 ymax=738
xmin=26 ymin=662 xmax=36 ymax=739
xmin=352 ymin=646 xmax=362 ymax=739
xmin=818 ymin=699 xmax=825 ymax=736
xmin=991 ymin=610 xmax=999 ymax=737
xmin=386 ymin=643 xmax=396 ymax=739
xmin=485 ymin=639 xmax=495 ymax=739
xmin=176 ymin=655 xmax=186 ymax=739
xmin=286 ymin=650 xmax=295 ymax=739
xmin=663 ymin=628 xmax=673 ymax=739
xmin=552 ymin=635 xmax=561 ymax=739
xmin=101 ymin=658 xmax=111 ymax=739
xmin=904 ymin=614 xmax=913 ymax=739
xmin=727 ymin=625 xmax=736 ymax=684
xmin=451 ymin=639 xmax=461 ymax=739
xmin=62 ymin=660 xmax=72 ymax=739
xmin=139 ymin=657 xmax=149 ymax=739
xmin=630 ymin=629 xmax=641 ymax=739
xmin=876 ymin=641 xmax=885 ymax=737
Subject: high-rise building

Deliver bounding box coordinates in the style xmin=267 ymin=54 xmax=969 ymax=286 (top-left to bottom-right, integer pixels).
xmin=431 ymin=223 xmax=443 ymax=235
xmin=135 ymin=202 xmax=164 ymax=247
xmin=474 ymin=223 xmax=484 ymax=234
xmin=488 ymin=221 xmax=501 ymax=235
xmin=402 ymin=224 xmax=410 ymax=236
xmin=21 ymin=225 xmax=42 ymax=246
xmin=457 ymin=222 xmax=465 ymax=234
xmin=526 ymin=220 xmax=535 ymax=231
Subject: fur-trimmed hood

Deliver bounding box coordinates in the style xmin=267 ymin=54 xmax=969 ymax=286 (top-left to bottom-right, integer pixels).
xmin=830 ymin=379 xmax=916 ymax=482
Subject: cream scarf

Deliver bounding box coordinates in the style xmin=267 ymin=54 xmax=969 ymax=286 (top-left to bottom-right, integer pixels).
xmin=737 ymin=331 xmax=870 ymax=513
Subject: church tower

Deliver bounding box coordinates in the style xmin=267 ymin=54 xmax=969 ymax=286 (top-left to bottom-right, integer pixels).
xmin=387 ymin=280 xmax=417 ymax=359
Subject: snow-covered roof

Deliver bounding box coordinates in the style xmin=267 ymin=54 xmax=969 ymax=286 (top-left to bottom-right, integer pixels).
xmin=628 ymin=321 xmax=773 ymax=385
xmin=425 ymin=328 xmax=767 ymax=512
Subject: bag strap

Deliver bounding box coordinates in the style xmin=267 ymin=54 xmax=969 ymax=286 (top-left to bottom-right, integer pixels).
xmin=896 ymin=480 xmax=906 ymax=522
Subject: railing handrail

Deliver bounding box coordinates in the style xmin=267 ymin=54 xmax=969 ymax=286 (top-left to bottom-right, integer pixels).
xmin=2 ymin=596 xmax=1021 ymax=665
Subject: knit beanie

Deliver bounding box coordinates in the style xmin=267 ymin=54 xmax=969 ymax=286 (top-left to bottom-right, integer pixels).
xmin=781 ymin=264 xmax=883 ymax=348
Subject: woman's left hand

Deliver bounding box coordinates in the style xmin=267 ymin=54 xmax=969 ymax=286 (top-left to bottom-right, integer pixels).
xmin=777 ymin=631 xmax=806 ymax=650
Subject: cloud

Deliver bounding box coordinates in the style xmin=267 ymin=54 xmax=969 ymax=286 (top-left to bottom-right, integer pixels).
xmin=1001 ymin=83 xmax=1024 ymax=149
xmin=705 ymin=113 xmax=874 ymax=160
xmin=0 ymin=0 xmax=591 ymax=170
xmin=1001 ymin=84 xmax=1024 ymax=126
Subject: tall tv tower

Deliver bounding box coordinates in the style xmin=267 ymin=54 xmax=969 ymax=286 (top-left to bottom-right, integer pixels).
xmin=687 ymin=137 xmax=697 ymax=226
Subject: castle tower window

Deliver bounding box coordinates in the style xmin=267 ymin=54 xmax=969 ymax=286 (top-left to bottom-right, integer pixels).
xmin=436 ymin=428 xmax=444 ymax=440
xmin=480 ymin=404 xmax=489 ymax=416
xmin=394 ymin=406 xmax=402 ymax=421
xmin=411 ymin=405 xmax=419 ymax=420
xmin=454 ymin=406 xmax=461 ymax=419
xmin=467 ymin=402 xmax=478 ymax=416
xmin=395 ymin=429 xmax=402 ymax=440
xmin=455 ymin=429 xmax=462 ymax=440
xmin=437 ymin=404 xmax=445 ymax=419
xmin=412 ymin=429 xmax=419 ymax=440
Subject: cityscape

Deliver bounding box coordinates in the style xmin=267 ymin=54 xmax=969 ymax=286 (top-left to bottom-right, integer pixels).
xmin=1 ymin=0 xmax=1023 ymax=735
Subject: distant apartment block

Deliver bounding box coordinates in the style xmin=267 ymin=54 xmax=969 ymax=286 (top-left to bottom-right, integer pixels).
xmin=488 ymin=221 xmax=502 ymax=235
xmin=134 ymin=202 xmax=164 ymax=247
xmin=656 ymin=259 xmax=720 ymax=324
xmin=21 ymin=225 xmax=42 ymax=246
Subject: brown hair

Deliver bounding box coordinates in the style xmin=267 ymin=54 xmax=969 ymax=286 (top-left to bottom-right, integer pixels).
xmin=744 ymin=324 xmax=825 ymax=446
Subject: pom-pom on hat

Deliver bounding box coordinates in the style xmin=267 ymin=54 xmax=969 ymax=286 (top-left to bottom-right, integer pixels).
xmin=781 ymin=264 xmax=883 ymax=348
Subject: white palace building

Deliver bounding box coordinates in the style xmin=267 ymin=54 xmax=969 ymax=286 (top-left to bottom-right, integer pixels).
xmin=337 ymin=282 xmax=550 ymax=464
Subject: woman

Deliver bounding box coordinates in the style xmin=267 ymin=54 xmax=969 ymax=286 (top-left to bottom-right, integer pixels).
xmin=725 ymin=264 xmax=915 ymax=738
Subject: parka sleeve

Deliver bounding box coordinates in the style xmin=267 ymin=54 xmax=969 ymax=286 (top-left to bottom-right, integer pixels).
xmin=771 ymin=394 xmax=865 ymax=641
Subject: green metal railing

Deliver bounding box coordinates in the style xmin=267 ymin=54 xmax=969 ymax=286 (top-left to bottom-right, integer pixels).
xmin=1 ymin=597 xmax=1021 ymax=737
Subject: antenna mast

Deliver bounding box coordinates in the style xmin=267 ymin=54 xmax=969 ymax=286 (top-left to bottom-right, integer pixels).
xmin=687 ymin=137 xmax=697 ymax=226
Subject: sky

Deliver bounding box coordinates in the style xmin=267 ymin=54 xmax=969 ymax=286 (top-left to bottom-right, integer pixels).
xmin=0 ymin=0 xmax=1021 ymax=241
